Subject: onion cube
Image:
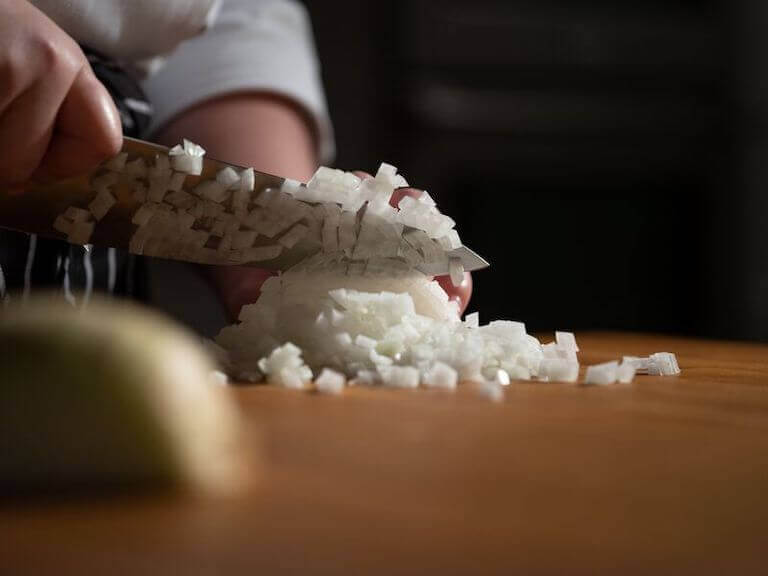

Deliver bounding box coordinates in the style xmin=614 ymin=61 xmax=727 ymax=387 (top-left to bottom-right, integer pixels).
xmin=314 ymin=368 xmax=346 ymax=394
xmin=376 ymin=162 xmax=397 ymax=178
xmin=278 ymin=223 xmax=309 ymax=249
xmin=617 ymin=362 xmax=636 ymax=384
xmin=132 ymin=204 xmax=157 ymax=227
xmin=464 ymin=312 xmax=479 ymax=328
xmin=281 ymin=178 xmax=302 ymax=196
xmin=128 ymin=226 xmax=150 ymax=255
xmin=648 ymin=352 xmax=680 ymax=376
xmin=175 ymin=210 xmax=196 ymax=230
xmin=437 ymin=230 xmax=461 ymax=250
xmin=168 ymin=172 xmax=186 ymax=192
xmin=53 ymin=214 xmax=73 ymax=235
xmin=241 ymin=245 xmax=282 ymax=262
xmin=254 ymin=188 xmax=277 ymax=207
xmin=494 ymin=368 xmax=511 ymax=386
xmin=538 ymin=358 xmax=579 ymax=382
xmin=422 ymin=361 xmax=458 ymax=389
xmin=232 ymin=188 xmax=250 ymax=212
xmin=147 ymin=175 xmax=169 ymax=202
xmin=103 ymin=152 xmax=128 ymax=171
xmin=218 ymin=234 xmax=233 ymax=252
xmin=195 ymin=180 xmax=229 ymax=203
xmin=555 ymin=331 xmax=579 ymax=352
xmin=164 ymin=189 xmax=194 ymax=209
xmin=448 ymin=258 xmax=464 ymax=288
xmin=63 ymin=206 xmax=92 ymax=223
xmin=132 ymin=183 xmax=147 ymax=203
xmin=91 ymin=172 xmax=118 ymax=190
xmin=169 ymin=140 xmax=205 ymax=175
xmin=124 ymin=158 xmax=147 ymax=178
xmin=67 ymin=221 xmax=95 ymax=245
xmin=88 ymin=189 xmax=116 ymax=221
xmin=231 ymin=230 xmax=257 ymax=250
xmin=380 ymin=365 xmax=419 ymax=388
xmin=583 ymin=361 xmax=619 ymax=386
xmin=240 ymin=168 xmax=255 ymax=192
xmin=216 ymin=167 xmax=240 ymax=189
xmin=171 ymin=154 xmax=203 ymax=175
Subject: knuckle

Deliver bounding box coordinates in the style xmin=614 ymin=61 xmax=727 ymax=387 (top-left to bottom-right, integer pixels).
xmin=33 ymin=35 xmax=82 ymax=78
xmin=0 ymin=49 xmax=29 ymax=98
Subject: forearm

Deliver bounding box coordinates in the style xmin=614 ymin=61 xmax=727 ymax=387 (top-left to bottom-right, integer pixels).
xmin=154 ymin=92 xmax=318 ymax=319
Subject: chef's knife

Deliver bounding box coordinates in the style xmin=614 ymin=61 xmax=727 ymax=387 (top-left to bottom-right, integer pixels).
xmin=0 ymin=137 xmax=489 ymax=275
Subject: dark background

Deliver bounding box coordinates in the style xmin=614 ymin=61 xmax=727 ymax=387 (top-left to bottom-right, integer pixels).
xmin=305 ymin=0 xmax=768 ymax=342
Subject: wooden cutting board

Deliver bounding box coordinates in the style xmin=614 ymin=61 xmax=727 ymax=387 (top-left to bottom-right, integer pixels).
xmin=2 ymin=332 xmax=767 ymax=575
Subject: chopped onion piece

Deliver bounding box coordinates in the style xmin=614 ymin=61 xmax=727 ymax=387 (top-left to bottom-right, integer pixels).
xmin=648 ymin=352 xmax=680 ymax=375
xmin=240 ymin=245 xmax=282 ymax=262
xmin=53 ymin=214 xmax=73 ymax=235
xmin=164 ymin=190 xmax=194 ymax=209
xmin=314 ymin=368 xmax=346 ymax=394
xmin=494 ymin=369 xmax=511 ymax=386
xmin=216 ymin=167 xmax=240 ymax=189
xmin=195 ymin=180 xmax=229 ymax=203
xmin=124 ymin=158 xmax=147 ymax=178
xmin=88 ymin=189 xmax=116 ymax=221
xmin=555 ymin=331 xmax=579 ymax=352
xmin=376 ymin=162 xmax=397 ymax=178
xmin=278 ymin=223 xmax=309 ymax=249
xmin=91 ymin=172 xmax=118 ymax=190
xmin=257 ymin=343 xmax=312 ymax=388
xmin=617 ymin=362 xmax=636 ymax=384
xmin=67 ymin=221 xmax=94 ymax=245
xmin=132 ymin=204 xmax=157 ymax=226
xmin=538 ymin=358 xmax=579 ymax=382
xmin=218 ymin=234 xmax=233 ymax=252
xmin=63 ymin=207 xmax=92 ymax=223
xmin=380 ymin=365 xmax=419 ymax=388
xmin=169 ymin=139 xmax=205 ymax=175
xmin=281 ymin=178 xmax=302 ymax=196
xmin=583 ymin=361 xmax=619 ymax=386
xmin=422 ymin=362 xmax=458 ymax=389
xmin=168 ymin=172 xmax=186 ymax=192
xmin=448 ymin=258 xmax=464 ymax=288
xmin=240 ymin=168 xmax=255 ymax=192
xmin=103 ymin=152 xmax=128 ymax=171
xmin=231 ymin=230 xmax=257 ymax=250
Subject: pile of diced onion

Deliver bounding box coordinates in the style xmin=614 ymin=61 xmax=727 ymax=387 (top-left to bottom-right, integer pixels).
xmin=53 ymin=139 xmax=681 ymax=398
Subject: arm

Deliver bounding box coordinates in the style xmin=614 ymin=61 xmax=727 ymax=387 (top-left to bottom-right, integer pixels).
xmin=154 ymin=92 xmax=318 ymax=320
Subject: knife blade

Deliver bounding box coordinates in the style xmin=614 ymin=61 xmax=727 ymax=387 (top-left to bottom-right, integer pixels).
xmin=0 ymin=137 xmax=489 ymax=275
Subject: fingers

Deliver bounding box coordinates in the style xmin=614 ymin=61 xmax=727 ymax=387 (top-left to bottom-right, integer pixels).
xmin=38 ymin=67 xmax=122 ymax=180
xmin=389 ymin=187 xmax=423 ymax=209
xmin=436 ymin=272 xmax=473 ymax=315
xmin=0 ymin=76 xmax=67 ymax=185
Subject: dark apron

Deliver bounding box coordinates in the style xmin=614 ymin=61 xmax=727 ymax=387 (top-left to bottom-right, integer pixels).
xmin=0 ymin=48 xmax=151 ymax=304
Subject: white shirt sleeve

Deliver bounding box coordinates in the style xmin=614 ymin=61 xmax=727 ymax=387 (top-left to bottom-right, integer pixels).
xmin=141 ymin=0 xmax=334 ymax=163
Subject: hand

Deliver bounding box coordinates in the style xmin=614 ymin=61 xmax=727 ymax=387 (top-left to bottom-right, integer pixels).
xmin=0 ymin=0 xmax=122 ymax=189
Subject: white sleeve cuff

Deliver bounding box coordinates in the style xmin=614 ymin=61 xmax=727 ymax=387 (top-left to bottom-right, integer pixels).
xmin=142 ymin=0 xmax=334 ymax=163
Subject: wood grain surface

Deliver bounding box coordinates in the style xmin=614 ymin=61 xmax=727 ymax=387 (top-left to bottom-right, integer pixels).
xmin=2 ymin=332 xmax=767 ymax=575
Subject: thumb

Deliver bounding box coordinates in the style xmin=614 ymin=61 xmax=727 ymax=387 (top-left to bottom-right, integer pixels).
xmin=38 ymin=66 xmax=122 ymax=180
